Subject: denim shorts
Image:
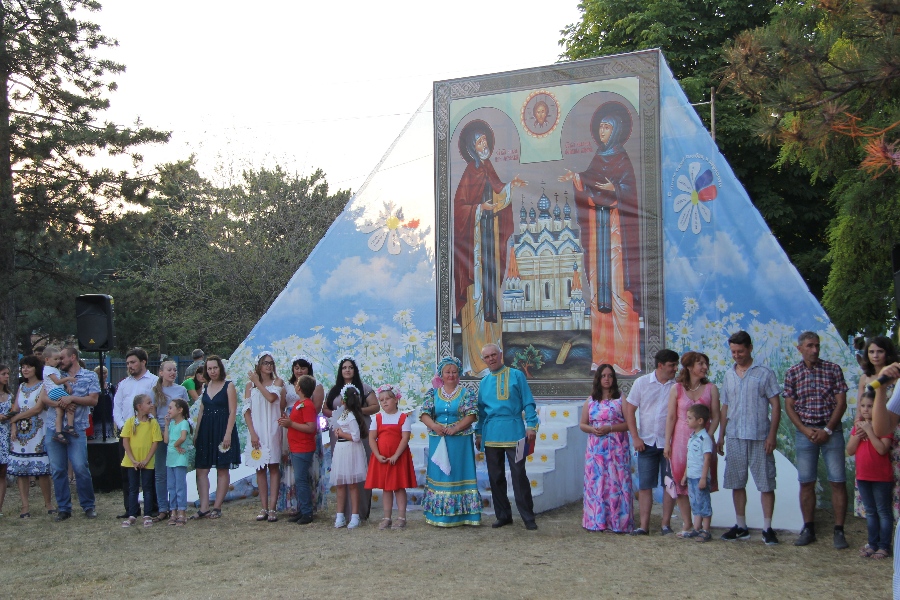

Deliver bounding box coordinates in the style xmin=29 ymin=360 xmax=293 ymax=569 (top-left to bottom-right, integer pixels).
xmin=637 ymin=444 xmax=665 ymax=490
xmin=794 ymin=427 xmax=846 ymax=483
xmin=687 ymin=478 xmax=712 ymax=518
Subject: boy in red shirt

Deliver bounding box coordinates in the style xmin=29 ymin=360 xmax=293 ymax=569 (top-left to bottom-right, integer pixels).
xmin=278 ymin=375 xmax=318 ymax=525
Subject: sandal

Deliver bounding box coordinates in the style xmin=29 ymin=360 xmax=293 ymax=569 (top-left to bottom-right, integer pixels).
xmin=256 ymin=509 xmax=268 ymax=522
xmin=208 ymin=508 xmax=222 ymax=519
xmin=53 ymin=432 xmax=69 ymax=445
xmin=391 ymin=517 xmax=407 ymax=530
xmin=873 ymin=549 xmax=891 ymax=560
xmin=143 ymin=516 xmax=153 ymax=528
xmin=188 ymin=510 xmax=210 ymax=520
xmin=63 ymin=425 xmax=79 ymax=437
xmin=860 ymin=544 xmax=876 ymax=558
xmin=152 ymin=511 xmax=170 ymax=523
xmin=121 ymin=516 xmax=136 ymax=528
xmin=19 ymin=512 xmax=30 ymax=519
xmin=695 ymin=529 xmax=712 ymax=543
xmin=267 ymin=510 xmax=278 ymax=523
xmin=676 ymin=529 xmax=698 ymax=539
xmin=167 ymin=514 xmax=178 ymax=526
xmin=378 ymin=517 xmax=392 ymax=530
xmin=175 ymin=516 xmax=186 ymax=527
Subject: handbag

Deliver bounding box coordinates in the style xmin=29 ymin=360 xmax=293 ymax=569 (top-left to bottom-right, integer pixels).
xmin=184 ymin=423 xmax=196 ymax=472
xmin=662 ymin=457 xmax=678 ymax=499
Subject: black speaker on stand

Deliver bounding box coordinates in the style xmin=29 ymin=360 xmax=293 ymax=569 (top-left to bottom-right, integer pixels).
xmin=76 ymin=294 xmax=119 ymax=490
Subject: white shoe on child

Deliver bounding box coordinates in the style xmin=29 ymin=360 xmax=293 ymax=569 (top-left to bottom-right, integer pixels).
xmin=334 ymin=514 xmax=346 ymax=528
xmin=347 ymin=515 xmax=360 ymax=529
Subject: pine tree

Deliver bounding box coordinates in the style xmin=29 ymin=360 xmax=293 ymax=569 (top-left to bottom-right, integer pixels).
xmin=0 ymin=0 xmax=168 ymax=368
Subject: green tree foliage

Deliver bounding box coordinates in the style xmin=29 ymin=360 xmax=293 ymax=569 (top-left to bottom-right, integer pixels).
xmin=100 ymin=159 xmax=351 ymax=356
xmin=0 ymin=0 xmax=169 ymax=365
xmin=721 ymin=0 xmax=900 ymax=334
xmin=559 ymin=0 xmax=834 ymax=302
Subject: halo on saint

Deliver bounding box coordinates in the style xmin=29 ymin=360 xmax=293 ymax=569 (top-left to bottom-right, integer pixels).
xmin=590 ymin=101 xmax=633 ymax=149
xmin=458 ymin=119 xmax=495 ymax=163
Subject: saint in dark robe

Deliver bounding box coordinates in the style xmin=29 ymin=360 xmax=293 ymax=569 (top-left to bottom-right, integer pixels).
xmin=560 ymin=102 xmax=641 ymax=374
xmin=452 ymin=119 xmax=526 ymax=376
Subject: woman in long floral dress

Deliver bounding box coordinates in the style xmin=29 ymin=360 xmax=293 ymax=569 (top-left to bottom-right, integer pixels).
xmin=419 ymin=356 xmax=482 ymax=527
xmin=580 ymin=364 xmax=632 ymax=532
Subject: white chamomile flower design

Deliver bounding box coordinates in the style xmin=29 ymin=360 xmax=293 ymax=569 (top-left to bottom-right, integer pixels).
xmin=360 ymin=201 xmax=421 ymax=255
xmin=673 ymin=162 xmax=718 ymax=234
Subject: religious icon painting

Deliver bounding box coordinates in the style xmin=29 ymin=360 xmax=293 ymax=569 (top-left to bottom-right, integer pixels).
xmin=433 ymin=51 xmax=665 ymax=399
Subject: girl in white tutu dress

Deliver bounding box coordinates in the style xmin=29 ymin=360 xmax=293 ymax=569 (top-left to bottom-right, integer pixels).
xmin=330 ymin=385 xmax=368 ymax=529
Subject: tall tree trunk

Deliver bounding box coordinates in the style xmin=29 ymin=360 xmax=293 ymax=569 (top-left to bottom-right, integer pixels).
xmin=0 ymin=11 xmax=18 ymax=384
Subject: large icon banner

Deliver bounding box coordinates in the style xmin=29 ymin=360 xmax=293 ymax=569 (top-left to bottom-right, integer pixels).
xmin=434 ymin=52 xmax=665 ymax=398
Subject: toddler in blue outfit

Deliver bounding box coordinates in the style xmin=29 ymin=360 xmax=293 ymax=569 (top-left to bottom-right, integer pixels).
xmin=681 ymin=403 xmax=713 ymax=542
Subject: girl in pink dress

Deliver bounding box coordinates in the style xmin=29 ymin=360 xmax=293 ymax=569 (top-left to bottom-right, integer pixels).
xmin=664 ymin=351 xmax=720 ymax=538
xmin=579 ymin=364 xmax=633 ymax=532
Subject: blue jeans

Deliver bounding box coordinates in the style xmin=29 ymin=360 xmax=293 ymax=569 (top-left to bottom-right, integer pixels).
xmin=155 ymin=444 xmax=168 ymax=512
xmin=291 ymin=451 xmax=315 ymax=517
xmin=126 ymin=468 xmax=155 ymax=517
xmin=857 ymin=479 xmax=893 ymax=552
xmin=794 ymin=427 xmax=846 ymax=483
xmin=45 ymin=429 xmax=95 ymax=513
xmin=167 ymin=466 xmax=188 ymax=511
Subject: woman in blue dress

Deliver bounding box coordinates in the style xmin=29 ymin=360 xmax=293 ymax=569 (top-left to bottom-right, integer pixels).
xmin=192 ymin=355 xmax=240 ymax=519
xmin=419 ymin=356 xmax=482 ymax=527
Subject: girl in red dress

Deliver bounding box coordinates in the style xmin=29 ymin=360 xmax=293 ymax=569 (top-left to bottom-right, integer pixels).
xmin=365 ymin=384 xmax=416 ymax=530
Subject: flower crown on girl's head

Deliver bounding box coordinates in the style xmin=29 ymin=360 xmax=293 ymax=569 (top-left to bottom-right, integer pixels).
xmin=255 ymin=351 xmax=275 ymax=363
xmin=291 ymin=354 xmax=313 ymax=366
xmin=339 ymin=354 xmax=355 ymax=364
xmin=376 ymin=384 xmax=402 ymax=400
xmin=340 ymin=384 xmax=360 ymax=399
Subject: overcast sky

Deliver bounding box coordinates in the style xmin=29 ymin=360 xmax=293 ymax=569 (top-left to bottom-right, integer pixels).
xmin=90 ymin=0 xmax=583 ymax=192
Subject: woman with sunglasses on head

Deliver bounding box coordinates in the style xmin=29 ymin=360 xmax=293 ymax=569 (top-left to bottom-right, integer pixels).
xmin=243 ymin=351 xmax=286 ymax=522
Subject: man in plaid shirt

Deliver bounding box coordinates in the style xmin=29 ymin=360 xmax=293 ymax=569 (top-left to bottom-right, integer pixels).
xmin=783 ymin=331 xmax=849 ymax=549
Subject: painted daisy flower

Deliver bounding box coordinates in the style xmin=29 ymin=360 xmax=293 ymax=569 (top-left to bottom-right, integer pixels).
xmin=674 ymin=162 xmax=718 ymax=234
xmin=360 ymin=201 xmax=421 ymax=255
xmin=715 ymin=295 xmax=729 ymax=313
xmin=683 ymin=297 xmax=699 ymax=315
xmin=393 ymin=309 xmax=413 ymax=326
xmin=351 ymin=311 xmax=370 ymax=326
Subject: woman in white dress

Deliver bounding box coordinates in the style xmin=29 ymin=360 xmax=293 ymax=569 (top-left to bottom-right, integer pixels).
xmin=243 ymin=351 xmax=286 ymax=522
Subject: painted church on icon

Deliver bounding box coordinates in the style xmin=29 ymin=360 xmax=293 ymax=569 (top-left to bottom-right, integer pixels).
xmin=502 ymin=188 xmax=589 ymax=333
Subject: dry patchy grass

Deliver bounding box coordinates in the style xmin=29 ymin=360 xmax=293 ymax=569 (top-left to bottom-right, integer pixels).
xmin=0 ymin=484 xmax=890 ymax=599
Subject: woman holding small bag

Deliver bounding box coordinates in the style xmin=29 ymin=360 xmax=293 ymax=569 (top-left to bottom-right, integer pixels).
xmin=419 ymin=356 xmax=482 ymax=527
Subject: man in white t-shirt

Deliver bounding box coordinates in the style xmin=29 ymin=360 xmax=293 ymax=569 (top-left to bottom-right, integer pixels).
xmin=871 ymin=363 xmax=900 ymax=599
xmin=112 ymin=347 xmax=158 ymax=519
xmin=625 ymin=348 xmax=679 ymax=536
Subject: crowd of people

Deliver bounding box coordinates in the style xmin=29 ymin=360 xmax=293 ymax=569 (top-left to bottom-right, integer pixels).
xmin=1 ymin=331 xmax=899 ymax=573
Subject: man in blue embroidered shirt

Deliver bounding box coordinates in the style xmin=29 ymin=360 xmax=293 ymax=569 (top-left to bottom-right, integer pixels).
xmin=475 ymin=343 xmax=540 ymax=530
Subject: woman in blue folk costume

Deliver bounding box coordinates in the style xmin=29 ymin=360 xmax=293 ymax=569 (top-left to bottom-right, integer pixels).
xmin=419 ymin=357 xmax=482 ymax=527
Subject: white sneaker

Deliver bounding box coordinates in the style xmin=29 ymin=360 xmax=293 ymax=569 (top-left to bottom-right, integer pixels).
xmin=334 ymin=515 xmax=347 ymax=528
xmin=347 ymin=516 xmax=360 ymax=529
